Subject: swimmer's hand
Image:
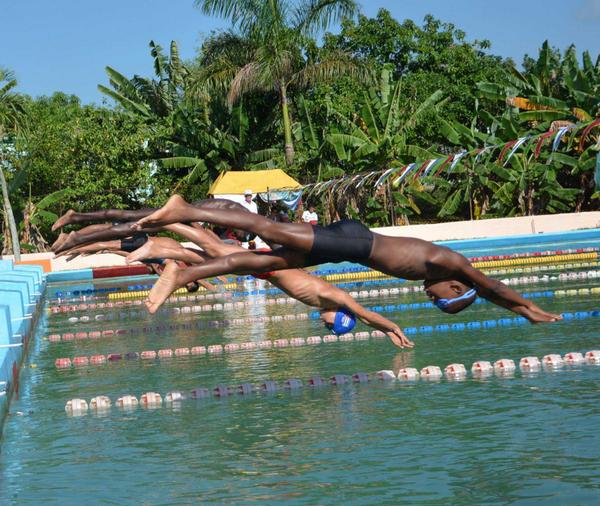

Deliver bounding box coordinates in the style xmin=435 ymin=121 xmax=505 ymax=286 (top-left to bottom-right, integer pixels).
xmin=386 ymin=325 xmax=414 ymax=349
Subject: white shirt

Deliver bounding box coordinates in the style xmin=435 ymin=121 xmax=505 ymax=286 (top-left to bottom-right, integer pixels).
xmin=302 ymin=210 xmax=318 ymax=223
xmin=241 ymin=199 xmax=258 ymax=214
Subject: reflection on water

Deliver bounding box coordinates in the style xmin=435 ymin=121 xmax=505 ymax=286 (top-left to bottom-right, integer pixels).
xmin=1 ymin=277 xmax=600 ymax=505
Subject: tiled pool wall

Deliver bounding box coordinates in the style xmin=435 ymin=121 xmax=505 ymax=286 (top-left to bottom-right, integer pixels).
xmin=0 ymin=260 xmax=45 ymax=425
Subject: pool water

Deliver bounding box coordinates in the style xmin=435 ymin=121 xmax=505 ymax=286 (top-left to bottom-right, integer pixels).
xmin=1 ymin=273 xmax=599 ymax=505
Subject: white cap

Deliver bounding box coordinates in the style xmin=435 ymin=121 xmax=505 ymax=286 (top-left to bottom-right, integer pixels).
xmin=244 ymin=189 xmax=253 ymax=196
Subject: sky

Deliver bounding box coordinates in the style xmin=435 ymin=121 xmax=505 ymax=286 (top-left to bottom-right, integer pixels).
xmin=2 ymin=0 xmax=600 ymax=104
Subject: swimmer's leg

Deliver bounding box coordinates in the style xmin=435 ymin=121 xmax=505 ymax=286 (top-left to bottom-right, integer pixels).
xmin=135 ymin=195 xmax=315 ymax=252
xmin=54 ymin=222 xmax=160 ymax=254
xmin=52 ymin=208 xmax=156 ymax=231
xmin=126 ymin=237 xmax=208 ymax=265
xmin=145 ymin=248 xmax=305 ymax=312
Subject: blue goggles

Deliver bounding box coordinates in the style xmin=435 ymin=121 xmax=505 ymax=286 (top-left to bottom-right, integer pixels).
xmin=434 ymin=288 xmax=477 ymax=310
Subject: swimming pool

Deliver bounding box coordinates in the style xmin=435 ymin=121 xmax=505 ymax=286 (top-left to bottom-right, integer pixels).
xmin=1 ymin=255 xmax=599 ymax=504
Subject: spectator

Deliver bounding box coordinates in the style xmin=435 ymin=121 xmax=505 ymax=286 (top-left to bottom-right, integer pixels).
xmin=302 ymin=205 xmax=318 ymax=225
xmin=241 ymin=189 xmax=258 ymax=214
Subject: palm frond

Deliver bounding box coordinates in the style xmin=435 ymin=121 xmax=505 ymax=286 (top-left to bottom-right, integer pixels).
xmin=293 ymin=50 xmax=371 ymax=88
xmin=228 ymin=61 xmax=267 ymax=106
xmin=294 ymin=0 xmax=358 ymax=38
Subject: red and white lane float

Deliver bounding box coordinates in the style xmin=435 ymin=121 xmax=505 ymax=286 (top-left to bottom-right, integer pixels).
xmin=90 ymin=396 xmax=111 ymax=410
xmin=471 ymin=361 xmax=493 ymax=376
xmin=165 ymin=391 xmax=185 ymax=402
xmin=65 ymin=398 xmax=88 ymax=414
xmin=585 ymin=350 xmax=600 ymax=364
xmin=542 ymin=354 xmax=564 ymax=368
xmin=444 ymin=363 xmax=467 ymax=379
xmin=375 ymin=370 xmax=396 ymax=381
xmin=140 ymin=392 xmax=162 ymax=406
xmin=420 ymin=365 xmax=442 ymax=379
xmin=116 ymin=395 xmax=138 ymax=408
xmin=493 ymin=359 xmax=516 ymax=374
xmin=397 ymin=368 xmax=419 ymax=381
xmin=519 ymin=356 xmax=541 ymax=371
xmin=563 ymin=352 xmax=585 ymax=365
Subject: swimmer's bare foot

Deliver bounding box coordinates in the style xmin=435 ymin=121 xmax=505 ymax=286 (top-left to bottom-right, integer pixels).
xmin=133 ymin=195 xmax=190 ymax=229
xmin=51 ymin=232 xmax=69 ymax=252
xmin=522 ymin=306 xmax=563 ymax=323
xmin=52 ymin=209 xmax=76 ymax=231
xmin=145 ymin=261 xmax=182 ymax=313
xmin=53 ymin=232 xmax=80 ymax=254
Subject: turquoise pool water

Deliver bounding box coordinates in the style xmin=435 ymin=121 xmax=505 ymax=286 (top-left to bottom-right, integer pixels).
xmin=1 ymin=273 xmax=599 ymax=505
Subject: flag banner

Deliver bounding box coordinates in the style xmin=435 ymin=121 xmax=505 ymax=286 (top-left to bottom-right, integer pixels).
xmin=356 ymin=171 xmax=378 ymax=189
xmin=448 ymin=152 xmax=467 ymax=173
xmin=374 ymin=167 xmax=397 ymax=187
xmin=421 ymin=158 xmax=442 ymax=177
xmin=534 ymin=131 xmax=555 ymax=159
xmin=296 ymin=118 xmax=598 ymax=198
xmin=392 ymin=163 xmax=417 ymax=186
xmin=433 ymin=155 xmax=454 ymax=177
xmin=552 ymin=125 xmax=573 ymax=151
xmin=579 ymin=118 xmax=600 ymax=152
xmin=504 ymin=136 xmax=530 ymax=165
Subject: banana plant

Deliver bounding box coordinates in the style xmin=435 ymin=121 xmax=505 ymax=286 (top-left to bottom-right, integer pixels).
xmin=327 ymin=66 xmax=444 ymax=169
xmin=20 ymin=188 xmax=72 ymax=251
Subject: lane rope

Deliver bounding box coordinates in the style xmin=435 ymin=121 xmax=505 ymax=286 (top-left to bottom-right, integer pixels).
xmin=65 ymin=349 xmax=600 ymax=414
xmin=53 ymin=310 xmax=600 ymax=368
xmin=47 ymin=285 xmax=600 ymax=342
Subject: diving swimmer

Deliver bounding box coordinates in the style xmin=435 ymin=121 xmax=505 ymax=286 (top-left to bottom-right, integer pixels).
xmin=133 ymin=195 xmax=562 ymax=324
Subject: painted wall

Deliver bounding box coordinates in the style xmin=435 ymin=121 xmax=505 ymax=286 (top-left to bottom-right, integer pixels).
xmin=0 ymin=260 xmax=45 ymax=425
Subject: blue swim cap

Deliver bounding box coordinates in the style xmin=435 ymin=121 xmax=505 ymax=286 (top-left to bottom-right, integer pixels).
xmin=326 ymin=308 xmax=356 ymax=335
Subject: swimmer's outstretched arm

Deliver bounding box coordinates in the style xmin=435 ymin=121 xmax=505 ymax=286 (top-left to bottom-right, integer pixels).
xmin=320 ymin=286 xmax=414 ymax=349
xmin=456 ymin=261 xmax=562 ymax=323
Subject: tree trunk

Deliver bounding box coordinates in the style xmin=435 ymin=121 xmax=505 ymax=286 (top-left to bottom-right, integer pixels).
xmin=279 ymin=85 xmax=294 ymax=166
xmin=0 ymin=159 xmax=21 ymax=261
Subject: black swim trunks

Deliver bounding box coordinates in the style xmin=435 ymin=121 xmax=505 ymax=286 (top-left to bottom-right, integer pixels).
xmin=120 ymin=233 xmax=148 ymax=252
xmin=306 ymin=219 xmax=374 ymax=265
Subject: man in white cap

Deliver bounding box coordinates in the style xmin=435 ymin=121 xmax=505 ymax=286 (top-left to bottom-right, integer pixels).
xmin=241 ymin=189 xmax=258 ymax=214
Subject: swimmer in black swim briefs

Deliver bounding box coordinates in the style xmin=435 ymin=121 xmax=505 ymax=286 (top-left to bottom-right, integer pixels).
xmin=133 ymin=195 xmax=563 ymax=326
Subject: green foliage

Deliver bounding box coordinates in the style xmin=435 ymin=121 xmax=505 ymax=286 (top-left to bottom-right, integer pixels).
xmin=8 ymin=93 xmax=156 ymax=240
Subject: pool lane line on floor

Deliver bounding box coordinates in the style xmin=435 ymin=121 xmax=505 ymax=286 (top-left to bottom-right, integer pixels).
xmin=47 ymin=285 xmax=600 ymax=340
xmin=64 ymin=350 xmax=600 ymax=415
xmin=52 ymin=309 xmax=600 ymax=369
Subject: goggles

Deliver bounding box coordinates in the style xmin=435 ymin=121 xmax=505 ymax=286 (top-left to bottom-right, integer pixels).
xmin=434 ymin=288 xmax=477 ymax=310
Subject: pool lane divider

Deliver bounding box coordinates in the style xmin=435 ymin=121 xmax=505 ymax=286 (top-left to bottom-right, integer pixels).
xmin=48 ymin=248 xmax=600 ymax=303
xmin=50 ymin=258 xmax=600 ymax=306
xmin=53 ymin=310 xmax=600 ymax=369
xmin=48 ymin=267 xmax=600 ymax=315
xmin=65 ymin=349 xmax=600 ymax=414
xmin=47 ymin=286 xmax=600 ymax=338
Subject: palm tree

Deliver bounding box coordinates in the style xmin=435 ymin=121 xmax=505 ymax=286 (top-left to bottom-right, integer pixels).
xmin=99 ymin=40 xmax=190 ymax=120
xmin=0 ymin=67 xmax=26 ymax=261
xmin=195 ymin=0 xmax=366 ymax=165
